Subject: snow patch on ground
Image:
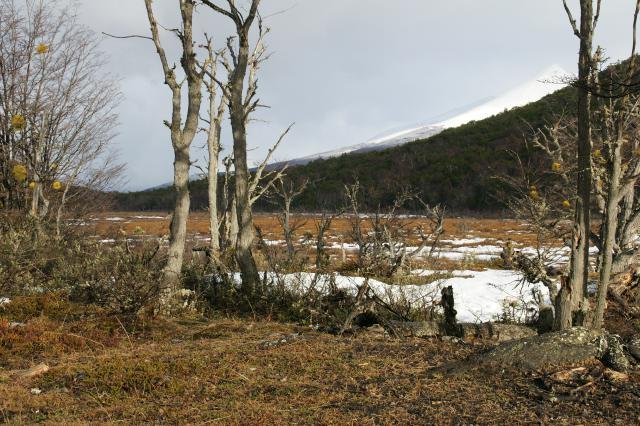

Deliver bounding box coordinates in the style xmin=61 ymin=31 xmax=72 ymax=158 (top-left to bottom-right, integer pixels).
xmin=440 ymin=238 xmax=487 ymax=246
xmin=131 ymin=215 xmax=165 ymax=220
xmin=233 ymin=269 xmax=547 ymax=323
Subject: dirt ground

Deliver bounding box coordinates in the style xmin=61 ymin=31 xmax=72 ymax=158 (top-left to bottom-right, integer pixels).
xmin=1 ymin=297 xmax=639 ymax=425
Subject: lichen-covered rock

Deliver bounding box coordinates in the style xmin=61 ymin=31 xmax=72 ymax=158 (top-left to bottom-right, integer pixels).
xmin=482 ymin=327 xmax=604 ymax=370
xmin=602 ymin=334 xmax=630 ymax=372
xmin=490 ymin=324 xmax=538 ymax=342
xmin=627 ymin=335 xmax=640 ymax=361
xmin=458 ymin=322 xmax=537 ymax=342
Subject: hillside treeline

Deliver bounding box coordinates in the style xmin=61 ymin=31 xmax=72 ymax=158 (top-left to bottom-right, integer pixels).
xmin=116 ymin=85 xmax=577 ymax=213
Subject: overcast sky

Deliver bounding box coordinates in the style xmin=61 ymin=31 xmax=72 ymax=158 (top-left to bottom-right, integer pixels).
xmin=75 ymin=1 xmax=635 ymax=191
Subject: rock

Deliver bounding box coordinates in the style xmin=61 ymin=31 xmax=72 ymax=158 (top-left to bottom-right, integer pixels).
xmin=459 ymin=323 xmax=537 ymax=342
xmin=388 ymin=320 xmax=440 ymax=338
xmin=15 ymin=363 xmax=49 ymax=379
xmin=490 ymin=324 xmax=538 ymax=342
xmin=259 ymin=333 xmax=302 ymax=349
xmin=363 ymin=324 xmax=387 ymax=338
xmin=537 ymin=306 xmax=555 ymax=334
xmin=602 ymin=334 xmax=630 ymax=372
xmin=482 ymin=327 xmax=605 ymax=370
xmin=30 ymin=388 xmax=42 ymax=395
xmin=480 ymin=328 xmax=633 ymax=372
xmin=627 ymin=335 xmax=640 ymax=361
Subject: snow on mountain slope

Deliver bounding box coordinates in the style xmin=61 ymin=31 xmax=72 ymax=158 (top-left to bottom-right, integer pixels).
xmin=291 ymin=65 xmax=568 ymax=164
xmin=436 ymin=65 xmax=568 ymax=128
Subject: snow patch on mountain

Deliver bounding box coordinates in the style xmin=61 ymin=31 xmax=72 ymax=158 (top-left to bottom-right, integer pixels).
xmin=436 ymin=65 xmax=568 ymax=128
xmin=293 ymin=65 xmax=568 ymax=164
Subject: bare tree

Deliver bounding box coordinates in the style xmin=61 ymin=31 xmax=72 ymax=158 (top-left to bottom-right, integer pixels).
xmin=0 ymin=0 xmax=121 ymax=225
xmin=201 ymin=36 xmax=228 ymax=255
xmin=344 ymin=180 xmax=445 ymax=278
xmin=592 ymin=1 xmax=640 ymax=329
xmin=270 ymin=175 xmax=308 ymax=260
xmin=201 ymin=0 xmax=280 ymax=294
xmin=561 ymin=0 xmax=601 ymax=328
xmin=143 ymin=0 xmax=204 ymax=309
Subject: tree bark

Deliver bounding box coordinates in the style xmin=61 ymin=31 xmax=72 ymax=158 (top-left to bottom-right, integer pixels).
xmin=229 ymin=24 xmax=260 ymax=292
xmin=593 ymin=142 xmax=621 ymax=329
xmin=145 ymin=0 xmax=203 ymax=311
xmin=207 ymin=113 xmax=222 ymax=254
xmin=563 ymin=0 xmax=596 ymax=328
xmin=160 ymin=145 xmax=191 ymax=306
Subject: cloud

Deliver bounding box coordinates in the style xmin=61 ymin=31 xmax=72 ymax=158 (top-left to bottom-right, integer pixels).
xmin=75 ymin=0 xmax=634 ymax=190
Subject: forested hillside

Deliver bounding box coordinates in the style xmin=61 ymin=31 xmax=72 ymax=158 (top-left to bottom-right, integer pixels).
xmin=116 ymin=85 xmax=577 ymax=212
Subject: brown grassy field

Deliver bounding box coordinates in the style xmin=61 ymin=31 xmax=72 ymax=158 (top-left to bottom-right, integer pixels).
xmin=87 ymin=212 xmax=539 ymax=246
xmin=1 ymin=296 xmax=639 ymax=424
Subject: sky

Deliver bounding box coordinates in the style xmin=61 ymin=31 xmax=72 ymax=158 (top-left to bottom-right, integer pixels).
xmin=74 ymin=1 xmax=636 ymax=191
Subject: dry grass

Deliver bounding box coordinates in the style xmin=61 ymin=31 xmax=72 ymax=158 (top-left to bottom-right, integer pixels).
xmin=87 ymin=212 xmax=539 ymax=246
xmin=2 ymin=296 xmax=640 ymax=424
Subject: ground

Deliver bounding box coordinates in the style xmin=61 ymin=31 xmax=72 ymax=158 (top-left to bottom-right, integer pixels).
xmin=1 ymin=300 xmax=640 ymax=425
xmin=2 ymin=214 xmax=638 ymax=424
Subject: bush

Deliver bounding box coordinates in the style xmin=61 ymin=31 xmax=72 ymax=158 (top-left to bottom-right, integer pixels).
xmin=0 ymin=215 xmax=162 ymax=314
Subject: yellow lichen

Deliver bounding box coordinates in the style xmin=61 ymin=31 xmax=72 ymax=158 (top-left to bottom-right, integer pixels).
xmin=35 ymin=43 xmax=49 ymax=54
xmin=12 ymin=164 xmax=27 ymax=182
xmin=11 ymin=114 xmax=26 ymax=131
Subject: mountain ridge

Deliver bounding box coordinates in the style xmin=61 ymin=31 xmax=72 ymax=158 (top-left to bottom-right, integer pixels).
xmin=277 ymin=65 xmax=568 ymax=167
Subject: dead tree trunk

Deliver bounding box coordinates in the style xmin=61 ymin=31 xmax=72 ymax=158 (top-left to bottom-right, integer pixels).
xmin=203 ymin=39 xmax=227 ymax=255
xmin=203 ymin=0 xmax=262 ymax=294
xmin=562 ymin=0 xmax=599 ymax=328
xmin=593 ymin=2 xmax=640 ymax=329
xmin=441 ymin=286 xmax=460 ymax=337
xmin=144 ymin=0 xmax=203 ymax=311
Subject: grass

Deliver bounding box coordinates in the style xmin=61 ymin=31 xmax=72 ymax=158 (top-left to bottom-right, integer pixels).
xmin=2 ymin=295 xmax=640 ymax=424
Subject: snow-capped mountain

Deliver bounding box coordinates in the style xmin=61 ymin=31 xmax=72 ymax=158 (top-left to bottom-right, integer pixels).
xmin=287 ymin=65 xmax=568 ymax=165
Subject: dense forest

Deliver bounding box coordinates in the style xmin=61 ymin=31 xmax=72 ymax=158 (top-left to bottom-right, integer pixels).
xmin=116 ymin=84 xmax=578 ymax=213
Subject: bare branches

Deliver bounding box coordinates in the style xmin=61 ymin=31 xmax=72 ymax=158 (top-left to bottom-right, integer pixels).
xmin=200 ymin=0 xmax=240 ymax=25
xmin=249 ymin=123 xmax=294 ymax=204
xmin=562 ymin=0 xmax=581 ymax=38
xmin=102 ymin=32 xmax=152 ymax=41
xmin=143 ymin=0 xmax=178 ymax=92
xmin=0 ymin=0 xmax=122 ymax=214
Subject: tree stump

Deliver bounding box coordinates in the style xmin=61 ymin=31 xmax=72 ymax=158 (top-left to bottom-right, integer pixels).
xmin=441 ymin=286 xmax=461 ymax=337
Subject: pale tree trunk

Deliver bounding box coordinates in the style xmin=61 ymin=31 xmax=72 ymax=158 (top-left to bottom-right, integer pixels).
xmin=204 ymin=40 xmax=227 ymax=255
xmin=55 ymin=161 xmax=82 ymax=239
xmin=593 ymin=0 xmax=640 ymax=329
xmin=144 ymin=0 xmax=203 ymax=312
xmin=162 ymin=145 xmax=191 ymax=298
xmin=561 ymin=0 xmax=598 ymax=329
xmin=30 ymin=113 xmax=49 ymax=221
xmin=210 ymin=0 xmax=262 ymax=293
xmin=55 ymin=181 xmax=71 ymax=238
xmin=228 ymin=194 xmax=239 ymax=250
xmin=230 ymin=94 xmax=260 ymax=291
xmin=593 ymin=140 xmax=621 ymax=329
xmin=208 ymin=132 xmax=221 ymax=254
